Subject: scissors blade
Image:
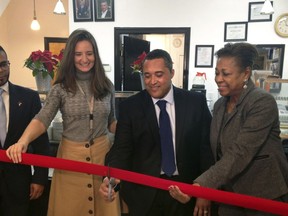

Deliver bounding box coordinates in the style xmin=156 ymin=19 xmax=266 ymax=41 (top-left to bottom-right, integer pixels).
xmin=107 ymin=164 xmax=115 ymax=201
xmin=107 ymin=163 xmax=111 ymax=179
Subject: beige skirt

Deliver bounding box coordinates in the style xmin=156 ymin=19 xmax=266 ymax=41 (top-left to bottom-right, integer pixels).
xmin=47 ymin=135 xmax=120 ymax=216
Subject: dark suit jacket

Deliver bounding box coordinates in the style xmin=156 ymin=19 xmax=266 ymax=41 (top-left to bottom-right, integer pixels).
xmin=0 ymin=82 xmax=49 ymax=203
xmin=100 ymin=10 xmax=111 ymax=18
xmin=106 ymin=87 xmax=213 ymax=216
xmin=77 ymin=6 xmax=89 ymax=18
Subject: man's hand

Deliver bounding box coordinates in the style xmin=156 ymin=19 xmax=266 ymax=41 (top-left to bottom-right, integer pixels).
xmin=169 ymin=183 xmax=211 ymax=216
xmin=168 ymin=185 xmax=191 ymax=204
xmin=30 ymin=183 xmax=44 ymax=200
xmin=99 ymin=177 xmax=120 ymax=202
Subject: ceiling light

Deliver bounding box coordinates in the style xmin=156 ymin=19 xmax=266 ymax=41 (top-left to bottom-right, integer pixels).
xmin=54 ymin=0 xmax=66 ymax=15
xmin=31 ymin=0 xmax=40 ymax=31
xmin=260 ymin=0 xmax=274 ymax=15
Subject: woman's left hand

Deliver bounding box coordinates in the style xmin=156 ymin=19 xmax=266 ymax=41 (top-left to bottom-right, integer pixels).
xmin=193 ymin=198 xmax=211 ymax=216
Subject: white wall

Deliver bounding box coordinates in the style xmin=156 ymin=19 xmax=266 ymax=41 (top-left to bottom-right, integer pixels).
xmin=68 ymin=0 xmax=288 ymax=103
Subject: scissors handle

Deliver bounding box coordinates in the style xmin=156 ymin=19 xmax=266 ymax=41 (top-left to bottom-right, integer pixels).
xmin=108 ymin=177 xmax=116 ymax=201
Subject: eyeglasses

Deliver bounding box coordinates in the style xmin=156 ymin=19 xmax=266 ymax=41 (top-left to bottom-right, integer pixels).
xmin=0 ymin=61 xmax=10 ymax=70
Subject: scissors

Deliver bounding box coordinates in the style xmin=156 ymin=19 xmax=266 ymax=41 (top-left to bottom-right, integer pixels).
xmin=107 ymin=164 xmax=116 ymax=201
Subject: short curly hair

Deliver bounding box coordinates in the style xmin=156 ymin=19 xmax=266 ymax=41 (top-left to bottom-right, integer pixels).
xmin=215 ymin=43 xmax=258 ymax=71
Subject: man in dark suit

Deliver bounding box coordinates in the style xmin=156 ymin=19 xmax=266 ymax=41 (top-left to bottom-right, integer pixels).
xmin=99 ymin=0 xmax=112 ymax=18
xmin=76 ymin=0 xmax=90 ymax=18
xmin=0 ymin=46 xmax=50 ymax=216
xmin=100 ymin=49 xmax=214 ymax=216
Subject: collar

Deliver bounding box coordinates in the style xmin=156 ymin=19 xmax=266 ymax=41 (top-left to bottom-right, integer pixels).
xmin=152 ymin=85 xmax=174 ymax=105
xmin=76 ymin=70 xmax=93 ymax=81
xmin=0 ymin=82 xmax=9 ymax=93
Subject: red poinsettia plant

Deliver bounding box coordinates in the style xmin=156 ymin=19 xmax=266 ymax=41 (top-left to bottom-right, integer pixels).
xmin=130 ymin=51 xmax=147 ymax=73
xmin=24 ymin=49 xmax=63 ymax=79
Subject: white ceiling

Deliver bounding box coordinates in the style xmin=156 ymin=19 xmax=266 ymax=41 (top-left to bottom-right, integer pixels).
xmin=0 ymin=0 xmax=10 ymax=17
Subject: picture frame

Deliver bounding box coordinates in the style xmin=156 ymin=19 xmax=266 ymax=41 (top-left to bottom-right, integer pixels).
xmin=73 ymin=0 xmax=93 ymax=22
xmin=42 ymin=37 xmax=67 ymax=99
xmin=248 ymin=1 xmax=273 ymax=22
xmin=254 ymin=44 xmax=285 ymax=78
xmin=195 ymin=45 xmax=214 ymax=68
xmin=224 ymin=22 xmax=248 ymax=42
xmin=95 ymin=0 xmax=114 ymax=22
xmin=44 ymin=37 xmax=67 ymax=55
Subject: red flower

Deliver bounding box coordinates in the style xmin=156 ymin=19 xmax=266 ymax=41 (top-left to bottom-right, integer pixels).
xmin=131 ymin=51 xmax=147 ymax=73
xmin=54 ymin=49 xmax=64 ymax=62
xmin=24 ymin=49 xmax=63 ymax=79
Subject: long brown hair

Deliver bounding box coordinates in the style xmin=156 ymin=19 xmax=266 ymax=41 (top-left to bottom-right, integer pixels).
xmin=54 ymin=29 xmax=112 ymax=99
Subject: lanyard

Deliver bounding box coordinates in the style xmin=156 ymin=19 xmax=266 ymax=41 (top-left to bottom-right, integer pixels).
xmin=76 ymin=82 xmax=95 ymax=131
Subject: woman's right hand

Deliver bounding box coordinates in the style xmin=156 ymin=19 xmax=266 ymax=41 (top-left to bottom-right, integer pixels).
xmin=6 ymin=141 xmax=29 ymax=163
xmin=6 ymin=119 xmax=46 ymax=163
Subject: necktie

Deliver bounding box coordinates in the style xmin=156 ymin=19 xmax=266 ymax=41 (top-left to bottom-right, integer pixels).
xmin=0 ymin=88 xmax=7 ymax=147
xmin=157 ymin=100 xmax=176 ymax=176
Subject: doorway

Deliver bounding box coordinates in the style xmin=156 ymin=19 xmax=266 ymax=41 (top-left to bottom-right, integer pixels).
xmin=114 ymin=27 xmax=191 ymax=91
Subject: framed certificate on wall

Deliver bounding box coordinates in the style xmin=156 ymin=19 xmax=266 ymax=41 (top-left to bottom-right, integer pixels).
xmin=224 ymin=22 xmax=248 ymax=42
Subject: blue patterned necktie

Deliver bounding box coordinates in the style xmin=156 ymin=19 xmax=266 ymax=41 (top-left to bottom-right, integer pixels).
xmin=157 ymin=100 xmax=176 ymax=176
xmin=0 ymin=88 xmax=7 ymax=147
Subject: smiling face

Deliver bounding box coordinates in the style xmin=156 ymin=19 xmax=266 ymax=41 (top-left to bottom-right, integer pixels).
xmin=215 ymin=56 xmax=250 ymax=101
xmin=0 ymin=51 xmax=10 ymax=86
xmin=74 ymin=40 xmax=95 ymax=73
xmin=142 ymin=58 xmax=174 ymax=99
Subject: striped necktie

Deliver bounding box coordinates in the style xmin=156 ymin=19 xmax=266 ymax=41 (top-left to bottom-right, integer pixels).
xmin=0 ymin=88 xmax=7 ymax=147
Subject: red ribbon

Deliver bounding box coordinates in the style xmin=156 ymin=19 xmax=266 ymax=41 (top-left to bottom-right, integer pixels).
xmin=0 ymin=150 xmax=288 ymax=215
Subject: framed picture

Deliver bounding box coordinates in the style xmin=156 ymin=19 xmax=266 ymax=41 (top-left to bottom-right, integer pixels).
xmin=44 ymin=37 xmax=67 ymax=85
xmin=44 ymin=37 xmax=67 ymax=55
xmin=224 ymin=22 xmax=248 ymax=42
xmin=73 ymin=0 xmax=93 ymax=22
xmin=248 ymin=1 xmax=273 ymax=22
xmin=95 ymin=0 xmax=114 ymax=22
xmin=195 ymin=45 xmax=214 ymax=67
xmin=254 ymin=44 xmax=285 ymax=78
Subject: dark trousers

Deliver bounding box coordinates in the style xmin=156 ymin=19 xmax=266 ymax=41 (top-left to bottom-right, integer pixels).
xmin=146 ymin=175 xmax=195 ymax=216
xmin=0 ymin=171 xmax=29 ymax=216
xmin=121 ymin=174 xmax=218 ymax=216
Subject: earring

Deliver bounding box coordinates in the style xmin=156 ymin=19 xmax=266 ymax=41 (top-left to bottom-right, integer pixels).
xmin=243 ymin=79 xmax=248 ymax=89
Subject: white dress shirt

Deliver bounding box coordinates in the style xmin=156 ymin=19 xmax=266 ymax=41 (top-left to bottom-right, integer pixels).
xmin=1 ymin=82 xmax=9 ymax=131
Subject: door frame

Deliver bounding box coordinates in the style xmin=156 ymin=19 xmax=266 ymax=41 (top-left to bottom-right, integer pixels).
xmin=114 ymin=27 xmax=191 ymax=90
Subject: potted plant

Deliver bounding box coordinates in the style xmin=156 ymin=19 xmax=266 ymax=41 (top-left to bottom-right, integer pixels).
xmin=24 ymin=50 xmax=63 ymax=93
xmin=24 ymin=50 xmax=63 ymax=79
